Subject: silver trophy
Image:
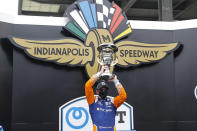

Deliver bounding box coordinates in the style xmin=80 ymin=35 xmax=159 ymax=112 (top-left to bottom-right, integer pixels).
xmin=97 ymin=43 xmax=118 ymax=80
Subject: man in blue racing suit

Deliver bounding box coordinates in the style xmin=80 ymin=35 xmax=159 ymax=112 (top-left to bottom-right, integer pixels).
xmin=85 ymin=66 xmax=127 ymax=131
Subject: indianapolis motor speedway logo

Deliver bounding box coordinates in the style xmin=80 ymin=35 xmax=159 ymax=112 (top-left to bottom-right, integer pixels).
xmin=9 ymin=0 xmax=180 ymax=77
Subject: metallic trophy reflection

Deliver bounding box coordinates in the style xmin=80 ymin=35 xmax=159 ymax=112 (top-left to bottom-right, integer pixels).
xmin=97 ymin=43 xmax=118 ymax=80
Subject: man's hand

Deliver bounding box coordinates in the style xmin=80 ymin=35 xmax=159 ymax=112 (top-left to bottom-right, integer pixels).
xmin=96 ymin=65 xmax=109 ymax=77
xmin=91 ymin=65 xmax=109 ymax=83
xmin=100 ymin=64 xmax=109 ymax=73
xmin=109 ymin=74 xmax=121 ymax=87
xmin=108 ymin=74 xmax=117 ymax=82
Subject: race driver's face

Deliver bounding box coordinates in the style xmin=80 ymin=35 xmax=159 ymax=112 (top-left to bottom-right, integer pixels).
xmin=97 ymin=87 xmax=108 ymax=99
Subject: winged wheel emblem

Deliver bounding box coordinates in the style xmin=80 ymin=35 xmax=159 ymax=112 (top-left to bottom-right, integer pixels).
xmin=9 ymin=0 xmax=180 ymax=77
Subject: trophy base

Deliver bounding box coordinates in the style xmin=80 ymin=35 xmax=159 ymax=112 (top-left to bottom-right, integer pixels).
xmin=100 ymin=73 xmax=112 ymax=81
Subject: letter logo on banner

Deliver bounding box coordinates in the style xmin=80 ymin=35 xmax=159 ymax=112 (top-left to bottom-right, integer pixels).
xmin=59 ymin=96 xmax=135 ymax=131
xmin=9 ymin=0 xmax=180 ymax=77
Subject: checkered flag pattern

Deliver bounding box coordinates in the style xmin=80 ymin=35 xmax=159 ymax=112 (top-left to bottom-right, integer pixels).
xmin=107 ymin=7 xmax=115 ymax=28
xmin=95 ymin=0 xmax=112 ymax=28
xmin=64 ymin=0 xmax=132 ymax=41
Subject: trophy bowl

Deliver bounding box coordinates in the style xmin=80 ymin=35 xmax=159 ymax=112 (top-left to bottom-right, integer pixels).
xmin=97 ymin=43 xmax=118 ymax=80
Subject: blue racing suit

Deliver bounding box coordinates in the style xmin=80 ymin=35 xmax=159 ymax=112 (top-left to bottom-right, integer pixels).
xmin=85 ymin=78 xmax=127 ymax=131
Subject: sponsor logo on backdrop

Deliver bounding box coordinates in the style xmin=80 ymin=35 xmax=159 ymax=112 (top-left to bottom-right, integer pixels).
xmin=9 ymin=0 xmax=180 ymax=77
xmin=0 ymin=125 xmax=4 ymax=131
xmin=59 ymin=96 xmax=135 ymax=131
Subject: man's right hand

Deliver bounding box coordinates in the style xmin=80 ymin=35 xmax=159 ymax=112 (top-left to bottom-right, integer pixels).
xmin=91 ymin=65 xmax=109 ymax=83
xmin=100 ymin=64 xmax=109 ymax=74
xmin=96 ymin=65 xmax=109 ymax=78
